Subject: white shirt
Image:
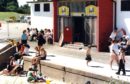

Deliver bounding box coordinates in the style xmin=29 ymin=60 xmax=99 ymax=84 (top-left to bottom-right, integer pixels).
xmin=23 ymin=47 xmax=29 ymax=55
xmin=109 ymin=32 xmax=116 ymax=40
xmin=109 ymin=43 xmax=119 ymax=55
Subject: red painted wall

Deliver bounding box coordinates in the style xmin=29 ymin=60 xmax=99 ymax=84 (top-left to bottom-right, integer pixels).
xmin=53 ymin=0 xmax=58 ymax=42
xmin=98 ymin=0 xmax=113 ymax=52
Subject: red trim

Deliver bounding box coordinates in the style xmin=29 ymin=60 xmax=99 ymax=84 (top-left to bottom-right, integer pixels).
xmin=53 ymin=0 xmax=57 ymax=42
xmin=98 ymin=0 xmax=113 ymax=52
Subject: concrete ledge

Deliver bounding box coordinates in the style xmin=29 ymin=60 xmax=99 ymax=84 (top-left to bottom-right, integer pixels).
xmin=23 ymin=55 xmax=130 ymax=84
xmin=0 ymin=45 xmax=16 ymax=64
xmin=0 ymin=43 xmax=11 ymax=53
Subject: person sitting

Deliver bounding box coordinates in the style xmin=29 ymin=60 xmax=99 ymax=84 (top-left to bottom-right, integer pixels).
xmin=0 ymin=56 xmax=14 ymax=75
xmin=9 ymin=56 xmax=23 ymax=75
xmin=22 ymin=44 xmax=30 ymax=56
xmin=37 ymin=72 xmax=46 ymax=82
xmin=30 ymin=28 xmax=38 ymax=41
xmin=46 ymin=29 xmax=53 ymax=44
xmin=15 ymin=56 xmax=24 ymax=75
xmin=0 ymin=56 xmax=20 ymax=76
xmin=35 ymin=46 xmax=47 ymax=60
xmin=16 ymin=42 xmax=22 ymax=53
xmin=27 ymin=68 xmax=37 ymax=83
xmin=31 ymin=57 xmax=38 ymax=71
xmin=14 ymin=43 xmax=30 ymax=57
xmin=32 ymin=46 xmax=47 ymax=73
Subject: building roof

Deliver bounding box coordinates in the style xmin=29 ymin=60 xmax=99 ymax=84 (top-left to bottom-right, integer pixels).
xmin=27 ymin=0 xmax=97 ymax=3
xmin=27 ymin=0 xmax=53 ymax=3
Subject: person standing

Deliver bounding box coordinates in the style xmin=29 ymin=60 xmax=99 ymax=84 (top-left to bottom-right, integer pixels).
xmin=85 ymin=45 xmax=92 ymax=66
xmin=109 ymin=29 xmax=118 ymax=41
xmin=126 ymin=36 xmax=130 ymax=55
xmin=21 ymin=30 xmax=28 ymax=44
xmin=116 ymin=48 xmax=126 ymax=75
xmin=37 ymin=31 xmax=46 ymax=47
xmin=109 ymin=40 xmax=119 ymax=69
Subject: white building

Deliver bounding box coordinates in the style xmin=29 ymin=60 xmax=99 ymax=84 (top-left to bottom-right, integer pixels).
xmin=28 ymin=0 xmax=130 ymax=51
xmin=116 ymin=0 xmax=130 ymax=36
xmin=28 ymin=1 xmax=54 ymax=30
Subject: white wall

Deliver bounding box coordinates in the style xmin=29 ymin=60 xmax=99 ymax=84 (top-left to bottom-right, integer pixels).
xmin=30 ymin=2 xmax=54 ymax=31
xmin=117 ymin=0 xmax=130 ymax=36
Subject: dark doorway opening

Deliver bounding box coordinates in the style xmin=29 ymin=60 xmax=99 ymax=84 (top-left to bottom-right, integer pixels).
xmin=73 ymin=17 xmax=85 ymax=43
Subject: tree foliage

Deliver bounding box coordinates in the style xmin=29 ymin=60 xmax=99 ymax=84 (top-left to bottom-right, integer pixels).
xmin=17 ymin=4 xmax=30 ymax=14
xmin=0 ymin=0 xmax=6 ymax=11
xmin=6 ymin=1 xmax=18 ymax=11
xmin=0 ymin=0 xmax=30 ymax=14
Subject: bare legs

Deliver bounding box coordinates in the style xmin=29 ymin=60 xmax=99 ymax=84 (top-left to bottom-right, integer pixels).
xmin=110 ymin=54 xmax=119 ymax=69
xmin=86 ymin=61 xmax=91 ymax=66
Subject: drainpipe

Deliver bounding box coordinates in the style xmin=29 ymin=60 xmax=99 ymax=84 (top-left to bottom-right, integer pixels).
xmin=112 ymin=0 xmax=117 ymax=30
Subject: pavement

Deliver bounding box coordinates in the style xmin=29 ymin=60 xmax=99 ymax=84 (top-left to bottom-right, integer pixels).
xmin=24 ymin=47 xmax=130 ymax=83
xmin=29 ymin=42 xmax=130 ymax=68
xmin=44 ymin=54 xmax=130 ymax=83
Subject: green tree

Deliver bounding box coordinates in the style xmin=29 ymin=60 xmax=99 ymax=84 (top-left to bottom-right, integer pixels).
xmin=0 ymin=0 xmax=29 ymax=14
xmin=0 ymin=0 xmax=19 ymax=11
xmin=17 ymin=4 xmax=30 ymax=14
xmin=0 ymin=0 xmax=6 ymax=11
xmin=6 ymin=0 xmax=19 ymax=11
xmin=6 ymin=1 xmax=18 ymax=11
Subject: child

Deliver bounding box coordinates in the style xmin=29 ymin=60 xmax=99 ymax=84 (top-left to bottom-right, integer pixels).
xmin=38 ymin=48 xmax=47 ymax=60
xmin=31 ymin=58 xmax=38 ymax=71
xmin=37 ymin=72 xmax=46 ymax=82
xmin=27 ymin=68 xmax=37 ymax=83
xmin=85 ymin=45 xmax=92 ymax=66
xmin=116 ymin=48 xmax=126 ymax=75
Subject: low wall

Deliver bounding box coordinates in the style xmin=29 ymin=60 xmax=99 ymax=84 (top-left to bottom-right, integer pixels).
xmin=0 ymin=45 xmax=16 ymax=65
xmin=0 ymin=44 xmax=12 ymax=53
xmin=23 ymin=56 xmax=130 ymax=84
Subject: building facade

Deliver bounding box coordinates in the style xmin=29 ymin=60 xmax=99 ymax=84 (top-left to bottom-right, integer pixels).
xmin=28 ymin=0 xmax=116 ymax=52
xmin=116 ymin=0 xmax=130 ymax=36
xmin=29 ymin=1 xmax=54 ymax=30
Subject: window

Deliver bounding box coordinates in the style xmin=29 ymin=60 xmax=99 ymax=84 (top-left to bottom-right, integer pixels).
xmin=44 ymin=3 xmax=50 ymax=12
xmin=35 ymin=4 xmax=40 ymax=12
xmin=121 ymin=0 xmax=130 ymax=11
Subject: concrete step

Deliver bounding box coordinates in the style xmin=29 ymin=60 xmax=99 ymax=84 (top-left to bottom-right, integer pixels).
xmin=23 ymin=54 xmax=130 ymax=84
xmin=63 ymin=43 xmax=84 ymax=50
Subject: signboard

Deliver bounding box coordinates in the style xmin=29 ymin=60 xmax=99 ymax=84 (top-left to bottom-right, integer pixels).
xmin=71 ymin=12 xmax=85 ymax=16
xmin=85 ymin=5 xmax=97 ymax=16
xmin=58 ymin=6 xmax=69 ymax=16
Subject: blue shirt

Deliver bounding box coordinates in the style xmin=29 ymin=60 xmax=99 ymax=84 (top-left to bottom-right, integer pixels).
xmin=21 ymin=33 xmax=27 ymax=40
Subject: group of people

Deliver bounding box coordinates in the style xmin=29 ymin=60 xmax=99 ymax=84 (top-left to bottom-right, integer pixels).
xmin=109 ymin=29 xmax=130 ymax=75
xmin=1 ymin=27 xmax=129 ymax=83
xmin=25 ymin=28 xmax=53 ymax=44
xmin=22 ymin=28 xmax=48 ymax=82
xmin=26 ymin=45 xmax=47 ymax=83
xmin=0 ymin=42 xmax=28 ymax=76
xmin=0 ymin=30 xmax=34 ymax=75
xmin=21 ymin=28 xmax=48 ymax=82
xmin=85 ymin=28 xmax=130 ymax=76
xmin=0 ymin=28 xmax=48 ymax=82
